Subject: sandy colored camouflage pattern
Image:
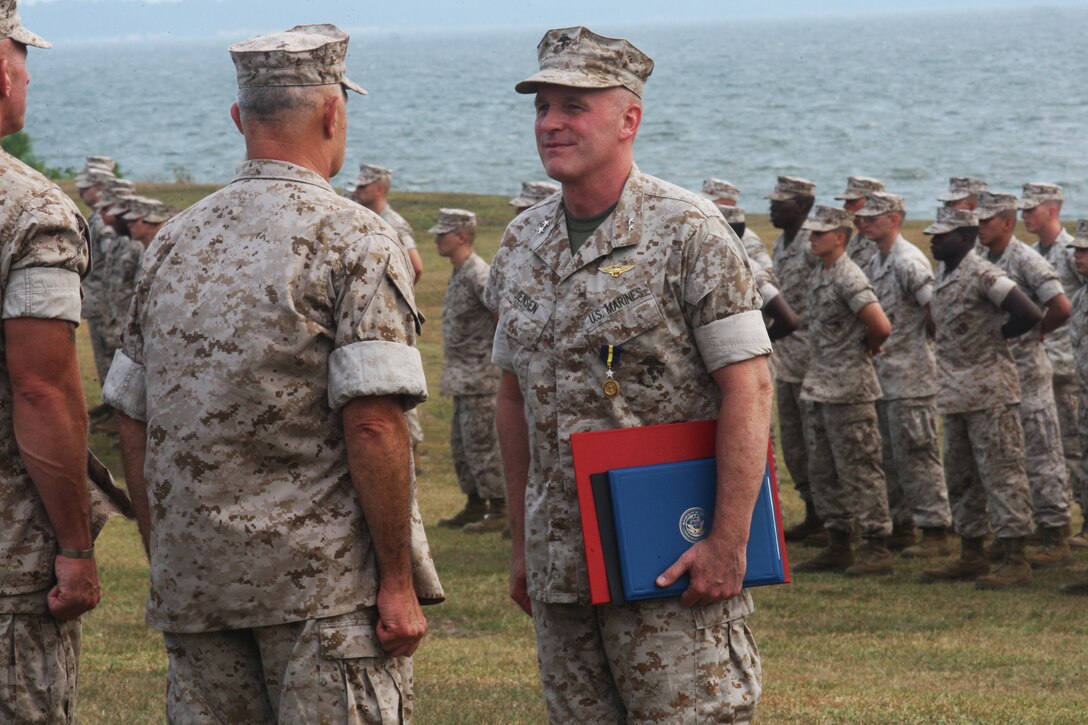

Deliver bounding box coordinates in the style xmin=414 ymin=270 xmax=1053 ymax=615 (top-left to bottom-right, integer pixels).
xmin=80 ymin=210 xmax=114 ymax=319
xmin=867 ymin=235 xmax=937 ymax=399
xmin=229 ymin=24 xmax=366 ymax=95
xmin=0 ymin=615 xmax=80 ymax=723
xmin=450 ymin=394 xmax=504 ymax=501
xmin=441 ymin=252 xmax=499 ymax=396
xmin=931 ymin=250 xmax=1021 ymax=414
xmin=701 ymin=177 xmax=740 ymax=202
xmin=532 ymin=598 xmax=761 ymax=724
xmin=770 ymin=229 xmax=815 ymax=383
xmin=164 ymin=609 xmax=412 ymax=724
xmin=104 ymin=159 xmax=442 ymax=632
xmin=515 ymin=25 xmax=654 ymax=98
xmin=805 ymin=400 xmax=891 ymax=536
xmin=101 ymin=235 xmax=142 ymax=352
xmin=510 ymin=181 xmax=560 ymax=209
xmin=877 ymin=397 xmax=951 ymax=529
xmin=1019 ymin=403 xmax=1070 ymax=527
xmin=800 ymin=254 xmax=881 ymax=404
xmin=766 ymin=175 xmax=815 ymax=201
xmin=0 ymin=151 xmax=89 ymax=602
xmin=486 ymin=165 xmax=769 ymax=604
xmin=938 ymin=177 xmax=987 ymax=203
xmin=379 ymin=204 xmax=417 ymax=251
xmin=0 ymin=0 xmax=50 ymax=48
xmin=943 ymin=405 xmax=1033 ymax=539
xmin=847 ymin=232 xmax=876 ymax=271
xmin=1034 ymin=228 xmax=1082 ymax=379
xmin=834 ymin=176 xmax=884 ymax=201
xmin=776 ymin=379 xmax=812 ymax=504
xmin=742 ymin=227 xmax=771 ymax=274
xmin=985 ymin=237 xmax=1063 ymax=411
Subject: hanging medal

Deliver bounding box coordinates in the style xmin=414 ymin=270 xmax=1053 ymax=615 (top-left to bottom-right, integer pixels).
xmin=600 ymin=344 xmax=622 ymax=397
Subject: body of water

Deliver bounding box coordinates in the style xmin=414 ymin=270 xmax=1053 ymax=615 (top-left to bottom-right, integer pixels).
xmin=22 ymin=6 xmax=1088 ymax=216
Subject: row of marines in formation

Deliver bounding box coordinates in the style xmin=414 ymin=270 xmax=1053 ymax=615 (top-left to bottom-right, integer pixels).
xmin=74 ymin=150 xmax=1088 ymax=595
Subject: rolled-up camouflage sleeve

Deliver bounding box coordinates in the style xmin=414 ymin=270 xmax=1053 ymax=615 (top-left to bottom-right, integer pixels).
xmin=2 ymin=188 xmax=89 ymax=325
xmin=102 ymin=259 xmax=150 ymax=421
xmin=682 ymin=215 xmax=773 ymax=372
xmin=327 ymin=234 xmax=428 ymax=411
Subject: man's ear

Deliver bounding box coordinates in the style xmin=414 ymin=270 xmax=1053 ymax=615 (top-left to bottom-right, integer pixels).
xmin=322 ymin=93 xmax=342 ymax=139
xmin=619 ymin=100 xmax=642 ymax=141
xmin=0 ymin=58 xmax=11 ymax=100
xmin=230 ymin=102 xmax=244 ymax=135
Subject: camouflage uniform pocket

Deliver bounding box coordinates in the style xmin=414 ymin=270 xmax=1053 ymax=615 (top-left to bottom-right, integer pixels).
xmin=900 ymin=403 xmax=939 ymax=452
xmin=316 ymin=615 xmax=407 ymax=725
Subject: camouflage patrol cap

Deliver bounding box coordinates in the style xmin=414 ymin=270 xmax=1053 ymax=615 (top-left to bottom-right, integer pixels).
xmin=105 ymin=190 xmax=140 ymax=217
xmin=802 ymin=205 xmax=853 ymax=233
xmin=938 ymin=176 xmax=988 ymax=203
xmin=428 ymin=208 xmax=476 ymax=235
xmin=702 ymin=178 xmax=741 ymax=203
xmin=924 ymin=206 xmax=979 ymax=235
xmin=96 ymin=185 xmax=135 ymax=213
xmin=1068 ymin=220 xmax=1088 ymax=250
xmin=120 ymin=196 xmax=157 ymax=221
xmin=510 ymin=180 xmax=560 ymax=208
xmin=354 ymin=163 xmax=392 ymax=186
xmin=515 ymin=26 xmax=654 ymax=98
xmin=716 ymin=205 xmax=745 ymax=225
xmin=766 ymin=175 xmax=816 ymax=201
xmin=834 ymin=176 xmax=885 ymax=201
xmin=75 ymin=169 xmax=116 ymax=189
xmin=854 ymin=191 xmax=905 ymax=218
xmin=229 ymin=24 xmax=366 ymax=95
xmin=84 ymin=155 xmax=115 ymax=169
xmin=1017 ymin=182 xmax=1063 ymax=210
xmin=0 ymin=0 xmax=51 ymax=49
xmin=976 ymin=191 xmax=1019 ymax=220
xmin=143 ymin=201 xmax=178 ymax=225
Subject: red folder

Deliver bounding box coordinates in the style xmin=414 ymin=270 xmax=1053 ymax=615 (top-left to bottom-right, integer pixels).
xmin=570 ymin=419 xmax=789 ymax=604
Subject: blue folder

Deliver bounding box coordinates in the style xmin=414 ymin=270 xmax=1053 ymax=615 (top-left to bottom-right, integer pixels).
xmin=608 ymin=457 xmax=786 ymax=601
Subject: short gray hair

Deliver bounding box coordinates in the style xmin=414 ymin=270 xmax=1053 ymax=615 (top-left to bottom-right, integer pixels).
xmin=236 ymin=84 xmax=341 ymax=121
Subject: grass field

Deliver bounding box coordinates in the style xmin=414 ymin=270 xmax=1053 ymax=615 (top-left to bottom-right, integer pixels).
xmin=64 ymin=182 xmax=1088 ymax=724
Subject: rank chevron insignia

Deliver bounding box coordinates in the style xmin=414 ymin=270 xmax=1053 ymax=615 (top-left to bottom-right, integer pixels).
xmin=598 ymin=264 xmax=635 ymax=277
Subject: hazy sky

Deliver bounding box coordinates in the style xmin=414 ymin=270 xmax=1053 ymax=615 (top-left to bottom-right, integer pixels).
xmin=17 ymin=0 xmax=1083 ymax=43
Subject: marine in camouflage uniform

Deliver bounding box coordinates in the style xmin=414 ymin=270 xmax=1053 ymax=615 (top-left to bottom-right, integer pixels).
xmin=977 ymin=191 xmax=1072 ymax=564
xmin=1021 ymin=183 xmax=1087 ymax=545
xmin=1061 ymin=223 xmax=1088 ymax=593
xmin=835 ymin=175 xmax=885 ymax=271
xmin=919 ymin=207 xmax=1038 ymax=589
xmin=702 ymin=177 xmax=769 ymax=270
xmin=429 ymin=209 xmax=505 ymax=533
xmin=767 ymin=176 xmax=820 ymax=539
xmin=103 ymin=25 xmax=443 ymax=724
xmin=855 ymin=192 xmax=952 ymax=558
xmin=489 ymin=26 xmax=772 ymax=723
xmin=793 ymin=206 xmax=894 ymax=576
xmin=346 ymin=164 xmax=426 ymax=455
xmin=1 ymin=5 xmax=101 ymax=721
xmin=510 ymin=180 xmax=560 ymax=215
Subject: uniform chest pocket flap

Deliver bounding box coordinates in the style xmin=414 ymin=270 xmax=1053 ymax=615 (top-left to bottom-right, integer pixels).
xmin=583 ymin=284 xmax=666 ymax=346
xmin=500 ymin=287 xmax=552 ymax=350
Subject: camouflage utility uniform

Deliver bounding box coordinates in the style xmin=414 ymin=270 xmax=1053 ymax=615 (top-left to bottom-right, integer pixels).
xmin=987 ymin=238 xmax=1071 ymax=530
xmin=932 ymin=251 xmax=1033 ymax=539
xmin=441 ymin=251 xmax=503 ymax=500
xmin=104 ymin=159 xmax=444 ymax=723
xmin=801 ymin=254 xmax=891 ymax=536
xmin=867 ymin=236 xmax=951 ymax=530
xmin=0 ymin=150 xmax=90 ymax=724
xmin=1069 ymin=285 xmax=1088 ymax=512
xmin=488 ymin=166 xmax=771 ymax=723
xmin=1034 ymin=229 xmax=1086 ymax=512
xmin=83 ymin=210 xmax=116 ymax=382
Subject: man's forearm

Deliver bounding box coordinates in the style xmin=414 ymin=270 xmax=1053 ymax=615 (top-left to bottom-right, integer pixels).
xmin=343 ymin=395 xmax=415 ymax=592
xmin=116 ymin=412 xmax=152 ymax=551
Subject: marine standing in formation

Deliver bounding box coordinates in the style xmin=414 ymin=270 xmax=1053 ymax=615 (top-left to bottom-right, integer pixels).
xmin=104 ymin=24 xmax=443 ymax=721
xmin=0 ymin=3 xmax=100 ymax=721
xmin=488 ymin=26 xmax=773 ymax=722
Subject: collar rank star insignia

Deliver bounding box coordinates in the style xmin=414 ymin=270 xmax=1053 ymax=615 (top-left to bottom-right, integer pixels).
xmin=537 ymin=219 xmax=551 ymax=234
xmin=598 ymin=264 xmax=635 ymax=277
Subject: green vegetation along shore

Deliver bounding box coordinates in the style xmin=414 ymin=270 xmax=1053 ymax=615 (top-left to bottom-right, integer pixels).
xmin=68 ymin=183 xmax=1087 ymax=724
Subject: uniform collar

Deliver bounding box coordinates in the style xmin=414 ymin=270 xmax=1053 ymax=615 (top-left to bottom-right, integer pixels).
xmin=530 ymin=164 xmax=645 ymax=281
xmin=231 ymin=159 xmax=336 ymax=194
xmin=870 ymin=234 xmax=907 ymax=278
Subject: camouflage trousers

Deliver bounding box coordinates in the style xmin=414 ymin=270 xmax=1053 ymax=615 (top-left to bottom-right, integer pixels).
xmin=1077 ymin=390 xmax=1088 ymax=512
xmin=1019 ymin=400 xmax=1071 ymax=528
xmin=943 ymin=405 xmax=1033 ymax=539
xmin=86 ymin=316 xmax=113 ymax=387
xmin=531 ymin=597 xmax=761 ymax=724
xmin=804 ymin=400 xmax=892 ymax=537
xmin=405 ymin=407 xmax=423 ymax=448
xmin=877 ymin=397 xmax=952 ymax=529
xmin=0 ymin=613 xmax=81 ymax=724
xmin=450 ymin=394 xmax=505 ymax=500
xmin=164 ymin=609 xmax=413 ymax=725
xmin=1053 ymin=375 xmax=1086 ymax=510
xmin=775 ymin=379 xmax=811 ymax=504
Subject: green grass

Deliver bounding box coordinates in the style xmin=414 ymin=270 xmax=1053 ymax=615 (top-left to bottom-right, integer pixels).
xmin=69 ymin=184 xmax=1088 ymax=724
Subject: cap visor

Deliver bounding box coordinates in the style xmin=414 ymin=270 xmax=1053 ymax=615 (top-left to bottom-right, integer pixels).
xmin=341 ymin=77 xmax=367 ymax=96
xmin=802 ymin=221 xmax=837 ymax=232
xmin=923 ymin=222 xmax=956 ymax=235
xmin=515 ymin=68 xmax=621 ymax=94
xmin=428 ymin=225 xmax=451 ymax=235
xmin=1016 ymin=199 xmax=1040 ymax=210
xmin=937 ymin=192 xmax=968 ymax=202
xmin=9 ymin=25 xmax=51 ymax=49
